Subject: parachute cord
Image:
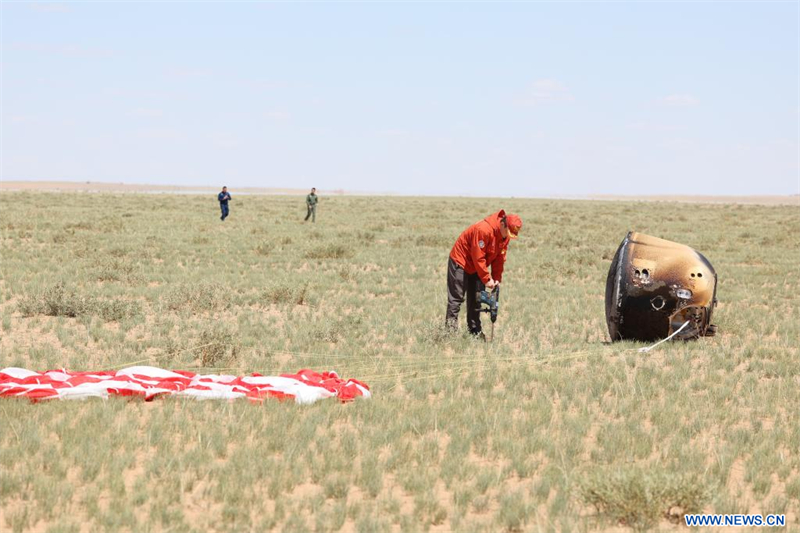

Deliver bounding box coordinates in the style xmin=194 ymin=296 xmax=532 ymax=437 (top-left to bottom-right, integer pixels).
xmin=637 ymin=321 xmax=690 ymax=353
xmin=105 ymin=341 xmax=236 ymax=371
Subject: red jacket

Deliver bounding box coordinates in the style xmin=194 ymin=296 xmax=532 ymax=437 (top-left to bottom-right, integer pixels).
xmin=449 ymin=211 xmax=509 ymax=284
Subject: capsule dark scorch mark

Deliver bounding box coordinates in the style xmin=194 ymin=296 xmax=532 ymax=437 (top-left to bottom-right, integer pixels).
xmin=605 ymin=232 xmax=718 ymax=342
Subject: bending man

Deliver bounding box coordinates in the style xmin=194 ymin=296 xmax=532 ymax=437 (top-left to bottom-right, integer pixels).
xmin=446 ymin=210 xmax=522 ymax=338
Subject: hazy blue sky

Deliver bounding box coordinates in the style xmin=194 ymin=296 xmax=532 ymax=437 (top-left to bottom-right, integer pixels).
xmin=2 ymin=2 xmax=798 ymax=196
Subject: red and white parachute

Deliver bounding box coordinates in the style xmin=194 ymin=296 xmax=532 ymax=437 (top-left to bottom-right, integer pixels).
xmin=0 ymin=366 xmax=370 ymax=404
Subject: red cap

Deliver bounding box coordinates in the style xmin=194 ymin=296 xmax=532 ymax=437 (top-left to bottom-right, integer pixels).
xmin=505 ymin=213 xmax=522 ymax=239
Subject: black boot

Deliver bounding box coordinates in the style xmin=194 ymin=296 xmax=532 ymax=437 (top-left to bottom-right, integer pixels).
xmin=470 ymin=330 xmax=486 ymax=342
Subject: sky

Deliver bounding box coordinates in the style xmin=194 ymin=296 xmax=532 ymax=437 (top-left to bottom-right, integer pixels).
xmin=1 ymin=1 xmax=798 ymax=196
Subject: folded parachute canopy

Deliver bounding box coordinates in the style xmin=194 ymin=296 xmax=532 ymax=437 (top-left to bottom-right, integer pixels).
xmin=605 ymin=232 xmax=718 ymax=342
xmin=0 ymin=366 xmax=370 ymax=404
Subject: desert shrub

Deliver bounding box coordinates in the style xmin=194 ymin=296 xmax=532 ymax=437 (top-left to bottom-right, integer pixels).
xmin=160 ymin=336 xmax=187 ymax=363
xmin=18 ymin=282 xmax=89 ymax=318
xmin=496 ymin=491 xmax=531 ymax=532
xmin=94 ymin=257 xmax=140 ymax=282
xmin=357 ymin=231 xmax=376 ymax=243
xmin=263 ymin=285 xmax=292 ymax=304
xmin=308 ymin=316 xmax=356 ymax=344
xmin=305 ymin=244 xmax=353 ymax=260
xmin=391 ymin=235 xmax=414 ymax=248
xmin=93 ymin=299 xmax=142 ymax=321
xmin=322 ymin=474 xmax=350 ymax=500
xmin=17 ymin=295 xmax=43 ymax=317
xmin=17 ymin=282 xmax=140 ymax=321
xmin=414 ymin=492 xmax=447 ymax=526
xmin=261 ymin=283 xmax=308 ymax=306
xmin=338 ymin=266 xmax=355 ymax=281
xmin=163 ymin=283 xmax=227 ymax=312
xmin=319 ymin=322 xmax=340 ymax=344
xmin=64 ymin=222 xmax=92 ymax=231
xmin=41 ymin=283 xmax=89 ymax=317
xmin=197 ymin=326 xmax=240 ymax=367
xmin=418 ymin=320 xmax=455 ymax=346
xmin=579 ymin=468 xmax=711 ymax=532
xmin=52 ymin=232 xmax=70 ymax=244
xmin=108 ymin=247 xmax=128 ymax=257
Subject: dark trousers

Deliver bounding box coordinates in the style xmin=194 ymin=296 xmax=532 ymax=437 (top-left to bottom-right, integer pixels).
xmin=445 ymin=257 xmax=484 ymax=334
xmin=305 ymin=205 xmax=316 ymax=222
xmin=220 ymin=204 xmax=229 ymax=220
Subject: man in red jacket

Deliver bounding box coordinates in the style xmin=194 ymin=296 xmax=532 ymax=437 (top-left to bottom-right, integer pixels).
xmin=446 ymin=210 xmax=522 ymax=337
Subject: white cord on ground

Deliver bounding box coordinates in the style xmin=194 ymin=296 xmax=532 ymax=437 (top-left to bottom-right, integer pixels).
xmin=638 ymin=321 xmax=690 ymax=353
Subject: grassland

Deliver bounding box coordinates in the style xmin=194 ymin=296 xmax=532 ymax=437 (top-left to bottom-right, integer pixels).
xmin=0 ymin=192 xmax=798 ymax=533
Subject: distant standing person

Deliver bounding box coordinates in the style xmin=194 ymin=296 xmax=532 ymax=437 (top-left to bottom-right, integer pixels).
xmin=304 ymin=187 xmax=318 ymax=222
xmin=218 ymin=186 xmax=232 ymax=221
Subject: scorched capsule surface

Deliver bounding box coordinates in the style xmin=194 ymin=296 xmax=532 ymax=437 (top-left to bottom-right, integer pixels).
xmin=605 ymin=232 xmax=718 ymax=342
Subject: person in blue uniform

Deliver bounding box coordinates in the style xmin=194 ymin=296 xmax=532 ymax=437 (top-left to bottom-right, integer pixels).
xmin=218 ymin=186 xmax=232 ymax=221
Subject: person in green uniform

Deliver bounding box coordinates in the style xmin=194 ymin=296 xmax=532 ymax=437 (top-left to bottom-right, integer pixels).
xmin=304 ymin=187 xmax=319 ymax=222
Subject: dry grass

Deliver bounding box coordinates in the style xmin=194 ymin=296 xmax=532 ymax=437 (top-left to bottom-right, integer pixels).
xmin=0 ymin=192 xmax=798 ymax=532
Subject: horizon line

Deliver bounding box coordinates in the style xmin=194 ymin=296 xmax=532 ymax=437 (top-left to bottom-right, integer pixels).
xmin=1 ymin=180 xmax=798 ymax=206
